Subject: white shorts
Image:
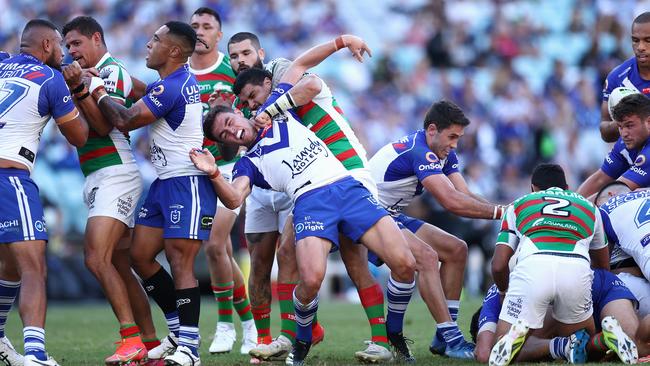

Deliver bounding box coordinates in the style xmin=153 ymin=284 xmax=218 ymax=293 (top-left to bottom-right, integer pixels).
xmin=617 ymin=272 xmax=650 ymax=317
xmin=83 ymin=164 xmax=143 ymax=228
xmin=500 ymin=254 xmax=593 ymax=329
xmin=350 ymin=168 xmax=378 ymax=198
xmin=244 ymin=186 xmax=293 ymax=234
xmin=217 ymin=165 xmax=241 ymax=215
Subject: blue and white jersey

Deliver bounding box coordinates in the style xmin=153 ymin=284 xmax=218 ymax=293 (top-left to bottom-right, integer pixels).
xmin=0 ymin=53 xmax=75 ymax=172
xmin=601 ymin=138 xmax=650 ymax=187
xmin=600 ymin=190 xmax=650 ymax=279
xmin=603 ymin=57 xmax=650 ymax=102
xmin=142 ymin=64 xmax=204 ymax=179
xmin=369 ymin=129 xmax=459 ymax=214
xmin=233 ymin=114 xmax=349 ymax=202
xmin=0 ymin=52 xmax=10 ymax=61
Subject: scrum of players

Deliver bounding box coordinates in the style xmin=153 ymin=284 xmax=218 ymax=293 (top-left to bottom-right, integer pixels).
xmin=1 ymin=6 xmax=650 ymax=366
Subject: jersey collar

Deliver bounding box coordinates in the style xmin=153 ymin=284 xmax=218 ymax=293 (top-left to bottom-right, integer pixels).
xmin=94 ymin=52 xmax=112 ymax=69
xmin=19 ymin=52 xmax=42 ymax=64
xmin=188 ymin=52 xmax=225 ymax=75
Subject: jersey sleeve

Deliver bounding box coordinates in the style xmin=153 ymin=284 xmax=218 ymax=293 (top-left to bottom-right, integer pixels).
xmin=621 ymin=150 xmax=650 ymax=187
xmin=601 ymin=141 xmax=630 ymax=179
xmin=232 ymin=156 xmax=271 ymax=189
xmin=602 ymin=69 xmax=617 ymax=102
xmin=142 ymin=80 xmax=177 ymax=119
xmin=100 ymin=64 xmax=132 ymax=102
xmin=40 ymin=70 xmax=75 ymax=119
xmin=496 ymin=206 xmax=519 ymax=250
xmin=590 ymin=208 xmax=609 ymax=250
xmin=442 ymin=150 xmax=460 ymax=175
xmin=411 ymin=146 xmax=444 ymax=182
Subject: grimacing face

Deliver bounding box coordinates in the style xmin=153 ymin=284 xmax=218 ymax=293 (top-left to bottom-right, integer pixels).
xmin=64 ymin=29 xmax=101 ymax=68
xmin=228 ymin=39 xmax=264 ymax=74
xmin=212 ymin=110 xmax=257 ymax=146
xmin=237 ymin=80 xmax=272 ymax=110
xmin=190 ymin=13 xmax=222 ymax=55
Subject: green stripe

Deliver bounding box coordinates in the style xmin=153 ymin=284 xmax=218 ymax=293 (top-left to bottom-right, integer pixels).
xmin=364 ymin=304 xmax=385 ymax=319
xmin=79 ymin=153 xmax=122 ymax=176
xmin=534 ymin=242 xmax=576 ymax=251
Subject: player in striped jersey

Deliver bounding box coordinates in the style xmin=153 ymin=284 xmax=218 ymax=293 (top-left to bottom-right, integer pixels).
xmin=188 ymin=7 xmax=256 ymax=355
xmin=489 ymin=164 xmax=611 ymax=366
xmin=62 ymin=16 xmax=154 ymax=364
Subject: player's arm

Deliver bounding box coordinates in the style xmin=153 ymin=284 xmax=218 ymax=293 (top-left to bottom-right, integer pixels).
xmin=55 ymin=108 xmax=89 ymax=147
xmin=589 ymin=209 xmax=610 ymax=269
xmin=599 ymin=100 xmax=619 ymax=142
xmin=447 ymin=171 xmax=490 ymax=203
xmin=130 ymin=76 xmax=147 ymax=101
xmin=49 ymin=67 xmax=89 ymax=147
xmin=189 ymin=149 xmax=251 ymax=209
xmin=492 ymin=208 xmax=518 ymax=293
xmin=577 ymin=169 xmax=615 ymax=198
xmin=422 ymin=174 xmax=504 ymax=219
xmin=89 ymin=77 xmax=156 ymax=132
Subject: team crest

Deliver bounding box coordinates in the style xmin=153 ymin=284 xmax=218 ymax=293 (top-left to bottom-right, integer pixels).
xmin=88 ymin=186 xmax=99 ymax=207
xmin=635 ymin=154 xmax=646 ymax=167
xmin=99 ymin=67 xmax=113 ymax=79
xmin=425 ymin=152 xmax=439 ymax=163
xmin=170 ymin=209 xmax=181 ymax=224
xmin=151 ymin=85 xmax=165 ymax=96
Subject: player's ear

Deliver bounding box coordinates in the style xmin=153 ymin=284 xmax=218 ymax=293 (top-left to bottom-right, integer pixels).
xmin=264 ymin=77 xmax=272 ymax=90
xmin=258 ymin=48 xmax=266 ymax=62
xmin=234 ymin=108 xmax=244 ymax=117
xmin=92 ymin=31 xmax=102 ymax=46
xmin=426 ymin=123 xmax=438 ymax=135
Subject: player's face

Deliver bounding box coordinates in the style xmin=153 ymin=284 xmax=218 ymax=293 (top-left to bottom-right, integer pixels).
xmin=228 ymin=40 xmax=264 ymax=74
xmin=45 ymin=30 xmax=65 ymax=70
xmin=146 ymin=26 xmax=170 ymax=70
xmin=632 ymin=22 xmax=650 ymax=67
xmin=617 ymin=114 xmax=650 ymax=149
xmin=64 ymin=30 xmax=100 ymax=68
xmin=212 ymin=111 xmax=257 ymax=146
xmin=237 ymin=79 xmax=272 ymax=110
xmin=428 ymin=123 xmax=465 ymax=160
xmin=190 ymin=13 xmax=222 ymax=55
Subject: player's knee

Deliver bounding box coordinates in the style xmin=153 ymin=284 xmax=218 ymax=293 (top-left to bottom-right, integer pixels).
xmin=417 ymin=245 xmax=439 ymax=270
xmin=204 ymin=241 xmax=226 ymax=260
xmin=301 ymin=271 xmax=325 ymax=296
xmin=390 ymin=252 xmax=416 ymax=282
xmin=450 ymin=238 xmax=468 ymax=262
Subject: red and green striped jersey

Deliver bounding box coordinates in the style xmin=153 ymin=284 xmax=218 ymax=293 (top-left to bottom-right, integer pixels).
xmin=76 ymin=53 xmax=135 ymax=176
xmin=190 ymin=52 xmax=239 ymax=169
xmin=497 ymin=187 xmax=607 ymax=261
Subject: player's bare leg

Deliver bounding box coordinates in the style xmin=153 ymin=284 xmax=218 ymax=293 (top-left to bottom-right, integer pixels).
xmin=588 ymin=299 xmax=640 ymax=362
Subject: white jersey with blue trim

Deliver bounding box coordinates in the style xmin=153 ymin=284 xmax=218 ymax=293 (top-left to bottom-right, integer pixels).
xmin=369 ymin=129 xmax=460 ymax=214
xmin=233 ymin=114 xmax=349 ymax=202
xmin=142 ymin=64 xmax=204 ymax=179
xmin=0 ymin=53 xmax=75 ymax=172
xmin=600 ymin=190 xmax=650 ymax=279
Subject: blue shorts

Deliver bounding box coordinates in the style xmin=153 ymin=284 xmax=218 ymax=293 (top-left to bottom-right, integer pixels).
xmin=591 ymin=269 xmax=638 ymax=323
xmin=293 ymin=176 xmax=388 ymax=250
xmin=393 ymin=213 xmax=425 ymax=233
xmin=136 ymin=175 xmax=216 ymax=240
xmin=0 ymin=168 xmax=47 ymax=243
xmin=478 ymin=284 xmax=501 ymax=331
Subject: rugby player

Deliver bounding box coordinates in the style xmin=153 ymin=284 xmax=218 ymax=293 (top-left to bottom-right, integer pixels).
xmin=188 ymin=7 xmax=256 ymax=355
xmin=488 ymin=164 xmax=612 ymax=366
xmin=578 ymin=93 xmax=650 ymax=197
xmin=87 ymin=21 xmax=216 ymax=366
xmin=0 ymin=19 xmax=89 ymax=366
xmin=599 ymin=12 xmax=650 ymax=142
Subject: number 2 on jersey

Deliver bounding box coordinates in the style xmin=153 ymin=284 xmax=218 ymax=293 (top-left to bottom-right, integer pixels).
xmin=0 ymin=80 xmax=30 ymax=123
xmin=541 ymin=197 xmax=571 ymax=217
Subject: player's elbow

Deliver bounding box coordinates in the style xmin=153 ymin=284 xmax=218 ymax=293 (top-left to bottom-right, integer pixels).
xmin=68 ymin=135 xmax=88 ymax=148
xmin=302 ymin=75 xmax=322 ymax=97
xmin=223 ymin=195 xmax=243 ymax=210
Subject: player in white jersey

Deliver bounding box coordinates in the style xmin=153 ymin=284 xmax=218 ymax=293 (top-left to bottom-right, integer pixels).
xmin=194 ymin=104 xmax=417 ymax=366
xmin=87 ymin=21 xmax=217 ymax=366
xmin=0 ymin=19 xmax=89 ymax=366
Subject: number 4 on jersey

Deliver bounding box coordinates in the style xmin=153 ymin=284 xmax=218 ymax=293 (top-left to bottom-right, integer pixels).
xmin=0 ymin=80 xmax=30 ymax=125
xmin=634 ymin=199 xmax=650 ymax=228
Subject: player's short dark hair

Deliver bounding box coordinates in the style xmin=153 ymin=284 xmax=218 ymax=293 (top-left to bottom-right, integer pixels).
xmin=233 ymin=67 xmax=272 ymax=95
xmin=423 ymin=100 xmax=470 ymax=131
xmin=595 ymin=181 xmax=631 ymax=207
xmin=469 ymin=306 xmax=482 ymax=343
xmin=192 ymin=7 xmax=222 ymax=28
xmin=611 ymin=94 xmax=650 ymax=123
xmin=531 ymin=163 xmax=568 ymax=190
xmin=164 ymin=21 xmax=197 ymax=57
xmin=23 ymin=19 xmax=58 ymax=34
xmin=633 ymin=12 xmax=650 ymax=25
xmin=228 ymin=32 xmax=261 ymax=50
xmin=62 ymin=16 xmax=106 ymax=46
xmin=204 ymin=105 xmax=234 ymax=142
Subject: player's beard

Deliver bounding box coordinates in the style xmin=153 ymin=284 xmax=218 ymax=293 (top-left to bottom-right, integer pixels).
xmin=47 ymin=53 xmax=62 ymax=71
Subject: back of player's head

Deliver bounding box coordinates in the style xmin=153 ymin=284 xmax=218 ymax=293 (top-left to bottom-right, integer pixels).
xmin=633 ymin=12 xmax=650 ymax=25
xmin=21 ymin=19 xmax=58 ymax=42
xmin=233 ymin=67 xmax=272 ymax=95
xmin=530 ymin=163 xmax=568 ymax=191
xmin=204 ymin=105 xmax=234 ymax=142
xmin=469 ymin=306 xmax=482 ymax=343
xmin=164 ymin=21 xmax=197 ymax=58
xmin=228 ymin=32 xmax=261 ymax=50
xmin=192 ymin=7 xmax=222 ymax=28
xmin=611 ymin=94 xmax=650 ymax=123
xmin=62 ymin=16 xmax=106 ymax=46
xmin=423 ymin=100 xmax=470 ymax=131
xmin=595 ymin=181 xmax=632 ymax=207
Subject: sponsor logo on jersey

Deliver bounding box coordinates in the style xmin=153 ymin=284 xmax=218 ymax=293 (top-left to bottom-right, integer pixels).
xmin=63 ymin=95 xmax=71 ymax=103
xmin=88 ymin=186 xmax=99 ymax=208
xmin=138 ymin=207 xmax=148 ymax=218
xmin=117 ymin=195 xmax=133 ymax=217
xmin=34 ymin=220 xmax=46 ymax=232
xmin=176 ymin=298 xmax=191 ymax=307
xmin=0 ymin=219 xmax=18 ymax=229
xmin=641 ymin=233 xmax=650 ymax=247
xmin=531 ymin=217 xmax=579 ymax=231
xmin=635 ymin=154 xmax=646 ymax=166
xmin=294 ymin=220 xmax=325 ymax=234
xmin=425 ymin=152 xmax=439 ymax=163
xmin=150 ymin=84 xmax=165 ymax=96
xmin=630 ymin=165 xmax=647 ymax=176
xmin=605 ymin=154 xmax=614 ymax=164
xmin=200 ymin=215 xmax=213 ymax=230
xmin=281 ymin=137 xmax=328 ymax=178
xmin=418 ymin=162 xmax=443 ymax=171
xmin=150 ymin=141 xmax=168 ymax=166
xmin=505 ymin=297 xmax=523 ymax=318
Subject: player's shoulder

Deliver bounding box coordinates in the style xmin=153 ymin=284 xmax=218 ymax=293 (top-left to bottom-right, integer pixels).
xmin=607 ymin=57 xmax=636 ymax=81
xmin=0 ymin=51 xmax=10 ymax=61
xmin=391 ymin=130 xmax=421 ymax=154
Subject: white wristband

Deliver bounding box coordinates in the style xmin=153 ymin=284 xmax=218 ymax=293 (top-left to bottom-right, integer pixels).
xmin=88 ymin=77 xmax=105 ymax=94
xmin=492 ymin=205 xmax=498 ymax=220
xmin=96 ymin=93 xmax=110 ymax=105
xmin=261 ymin=93 xmax=296 ymax=118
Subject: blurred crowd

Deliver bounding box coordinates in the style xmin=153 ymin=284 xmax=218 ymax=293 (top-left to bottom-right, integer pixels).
xmin=0 ymin=0 xmax=647 ymax=297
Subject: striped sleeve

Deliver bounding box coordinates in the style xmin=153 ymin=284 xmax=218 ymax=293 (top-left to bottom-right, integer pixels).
xmin=496 ymin=205 xmax=518 ymax=249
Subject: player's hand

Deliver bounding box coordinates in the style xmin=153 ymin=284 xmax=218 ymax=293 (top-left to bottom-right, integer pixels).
xmin=189 ymin=148 xmax=217 ymax=174
xmin=62 ymin=61 xmax=83 ymax=89
xmin=253 ymin=111 xmax=272 ymax=129
xmin=342 ymin=35 xmax=372 ymax=62
xmin=82 ymin=67 xmax=99 ymax=78
xmin=208 ymin=90 xmax=236 ymax=109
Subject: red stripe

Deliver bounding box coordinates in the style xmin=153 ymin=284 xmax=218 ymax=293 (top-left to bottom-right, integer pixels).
xmin=514 ymin=198 xmax=545 ymax=216
xmin=120 ymin=325 xmax=140 ymax=338
xmin=519 ymin=212 xmax=542 ymax=229
xmin=333 ymin=106 xmax=344 ymax=115
xmin=369 ymin=317 xmax=385 ymax=325
xmin=218 ymin=309 xmax=233 ymax=315
xmin=216 ymin=296 xmax=233 ymax=301
xmin=236 ymin=304 xmax=251 ymax=315
xmin=309 ymin=114 xmax=334 ymax=133
xmin=335 ymin=148 xmax=358 ymax=162
xmin=233 ymin=285 xmax=247 ymax=298
xmin=282 ymin=329 xmax=296 ymax=338
xmin=531 ymin=236 xmax=576 ymax=244
xmin=528 ymin=225 xmax=582 ymax=238
xmin=196 ymin=73 xmax=235 ymax=84
xmin=573 ymin=202 xmax=596 ymax=221
xmin=359 ymin=284 xmax=384 ymax=308
xmin=117 ymin=78 xmax=124 ymax=96
xmin=79 ymin=146 xmax=117 ymax=163
xmin=296 ymin=101 xmax=317 ymax=117
xmin=322 ymin=130 xmax=345 ymax=145
xmin=281 ymin=313 xmax=296 ymax=321
xmin=257 ymin=329 xmax=271 ymax=337
xmin=212 ymin=285 xmax=234 ymax=292
xmin=24 ymin=72 xmax=45 ymax=80
xmin=372 ymin=336 xmax=389 ymax=344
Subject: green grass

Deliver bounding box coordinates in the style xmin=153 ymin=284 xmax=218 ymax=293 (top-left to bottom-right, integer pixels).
xmin=2 ymin=297 xmax=624 ymax=365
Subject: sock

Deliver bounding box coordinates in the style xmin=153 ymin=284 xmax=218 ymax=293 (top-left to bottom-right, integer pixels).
xmin=358 ymin=283 xmax=389 ymax=350
xmin=550 ymin=336 xmax=570 ymax=360
xmin=446 ymin=299 xmax=460 ymax=323
xmin=0 ymin=279 xmax=20 ymax=338
xmin=120 ymin=323 xmax=141 ymax=340
xmin=293 ymin=290 xmax=319 ymax=343
xmin=24 ymin=326 xmax=46 ymax=361
xmin=176 ymin=287 xmax=201 ymax=357
xmin=233 ymin=285 xmax=254 ymax=321
xmin=386 ymin=276 xmax=416 ymax=334
xmin=436 ymin=321 xmax=464 ymax=348
xmin=278 ymin=282 xmax=297 ymax=341
xmin=142 ymin=267 xmax=180 ymax=337
xmin=143 ymin=338 xmax=161 ymax=350
xmin=252 ymin=304 xmax=272 ymax=342
xmin=590 ymin=332 xmax=608 ymax=352
xmin=212 ymin=282 xmax=234 ymax=324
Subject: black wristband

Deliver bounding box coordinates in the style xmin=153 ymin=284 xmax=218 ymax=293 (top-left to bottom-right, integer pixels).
xmin=71 ymin=83 xmax=85 ymax=94
xmin=76 ymin=91 xmax=91 ymax=101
